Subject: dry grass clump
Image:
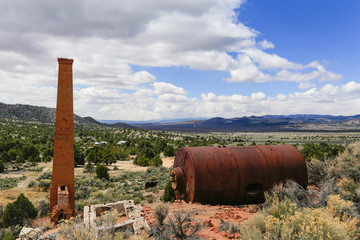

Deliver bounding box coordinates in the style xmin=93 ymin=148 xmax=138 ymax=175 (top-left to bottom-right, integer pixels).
xmin=337 ymin=178 xmax=360 ymax=207
xmin=307 ymin=141 xmax=360 ymax=185
xmin=307 ymin=158 xmax=336 ymax=184
xmin=219 ymin=220 xmax=241 ymax=234
xmin=264 ymin=180 xmax=310 ymax=208
xmin=59 ymin=217 xmax=98 ymax=239
xmin=150 ymin=202 xmax=201 ymax=240
xmin=264 ymin=179 xmax=340 ymax=209
xmin=334 ymin=141 xmax=360 ymax=181
xmin=241 ymin=195 xmax=359 ymax=240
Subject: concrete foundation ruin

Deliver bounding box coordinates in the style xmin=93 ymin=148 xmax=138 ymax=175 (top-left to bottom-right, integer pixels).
xmin=83 ymin=200 xmax=150 ymax=234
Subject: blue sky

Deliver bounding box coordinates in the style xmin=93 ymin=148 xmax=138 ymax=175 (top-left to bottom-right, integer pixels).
xmin=238 ymin=0 xmax=359 ymax=76
xmin=0 ymin=0 xmax=359 ymax=121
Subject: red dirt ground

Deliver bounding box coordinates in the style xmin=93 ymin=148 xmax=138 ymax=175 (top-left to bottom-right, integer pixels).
xmin=142 ymin=201 xmax=259 ymax=240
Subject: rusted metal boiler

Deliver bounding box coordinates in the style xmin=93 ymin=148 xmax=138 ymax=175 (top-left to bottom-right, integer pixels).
xmin=170 ymin=145 xmax=308 ymax=204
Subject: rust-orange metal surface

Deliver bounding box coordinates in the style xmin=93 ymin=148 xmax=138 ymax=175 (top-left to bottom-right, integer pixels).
xmin=171 ymin=145 xmax=308 ymax=204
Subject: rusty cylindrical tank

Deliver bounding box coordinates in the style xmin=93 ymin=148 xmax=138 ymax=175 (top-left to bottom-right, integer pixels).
xmin=170 ymin=145 xmax=308 ymax=205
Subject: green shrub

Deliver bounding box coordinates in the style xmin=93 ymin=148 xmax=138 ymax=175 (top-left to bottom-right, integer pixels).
xmin=162 ymin=180 xmax=176 ymax=203
xmin=133 ymin=192 xmax=143 ymax=200
xmin=154 ymin=202 xmax=169 ymax=226
xmin=2 ymin=231 xmax=15 ymax=240
xmin=117 ymin=150 xmax=129 ymax=161
xmin=163 ymin=145 xmax=175 ymax=157
xmin=136 ymin=144 xmax=156 ymax=161
xmin=85 ymin=161 xmax=94 ymax=173
xmin=0 ymin=152 xmax=10 ymax=163
xmin=149 ymin=155 xmax=162 ymax=167
xmin=0 ymin=160 xmax=4 ymax=173
xmin=39 ymin=179 xmax=51 ymax=191
xmin=154 ymin=139 xmax=167 ymax=153
xmin=133 ymin=197 xmax=141 ymax=205
xmin=75 ymin=201 xmax=86 ymax=212
xmin=74 ymin=145 xmax=85 ymax=166
xmin=38 ymin=199 xmax=49 ymax=217
xmin=301 ymin=143 xmax=344 ymax=162
xmin=0 ymin=178 xmax=22 ymax=190
xmin=43 ymin=156 xmax=52 ymax=162
xmin=3 ymin=193 xmax=37 ymax=227
xmin=134 ymin=155 xmax=150 ymax=167
xmin=96 ymin=164 xmax=109 ymax=180
xmin=36 ymin=172 xmax=51 ymax=181
xmin=42 ymin=147 xmax=53 ymax=159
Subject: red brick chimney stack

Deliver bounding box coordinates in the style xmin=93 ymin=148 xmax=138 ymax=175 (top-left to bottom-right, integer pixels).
xmin=49 ymin=58 xmax=75 ymax=222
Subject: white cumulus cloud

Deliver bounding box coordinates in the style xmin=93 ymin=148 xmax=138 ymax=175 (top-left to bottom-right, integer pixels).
xmin=0 ymin=0 xmax=352 ymax=120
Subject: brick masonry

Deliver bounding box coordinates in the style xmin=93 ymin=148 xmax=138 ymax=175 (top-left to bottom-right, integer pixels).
xmin=49 ymin=58 xmax=75 ymax=222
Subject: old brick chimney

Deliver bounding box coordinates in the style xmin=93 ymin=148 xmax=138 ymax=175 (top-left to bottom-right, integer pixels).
xmin=49 ymin=58 xmax=75 ymax=223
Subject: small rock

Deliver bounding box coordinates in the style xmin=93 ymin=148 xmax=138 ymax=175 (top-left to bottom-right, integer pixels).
xmin=227 ymin=233 xmax=235 ymax=239
xmin=234 ymin=233 xmax=241 ymax=238
xmin=19 ymin=227 xmax=34 ymax=237
xmin=202 ymin=220 xmax=214 ymax=227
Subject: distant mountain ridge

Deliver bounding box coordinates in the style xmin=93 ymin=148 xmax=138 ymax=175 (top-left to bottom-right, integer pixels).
xmin=0 ymin=102 xmax=133 ymax=128
xmin=132 ymin=115 xmax=360 ymax=132
xmin=98 ymin=118 xmax=206 ymax=125
xmin=1 ymin=102 xmax=360 ymax=131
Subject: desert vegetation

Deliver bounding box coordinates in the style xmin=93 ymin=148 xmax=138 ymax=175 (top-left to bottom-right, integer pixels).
xmin=218 ymin=142 xmax=360 ymax=240
xmin=0 ymin=117 xmax=359 ymax=239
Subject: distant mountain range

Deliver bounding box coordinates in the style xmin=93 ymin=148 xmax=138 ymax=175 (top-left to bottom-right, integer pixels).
xmin=1 ymin=102 xmax=360 ymax=131
xmin=98 ymin=118 xmax=206 ymax=125
xmin=0 ymin=102 xmax=133 ymax=128
xmin=131 ymin=115 xmax=360 ymax=132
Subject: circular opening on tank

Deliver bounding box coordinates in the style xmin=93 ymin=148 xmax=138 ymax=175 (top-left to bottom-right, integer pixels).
xmin=170 ymin=167 xmax=184 ymax=191
xmin=245 ymin=183 xmax=262 ymax=195
xmin=170 ymin=171 xmax=177 ymax=189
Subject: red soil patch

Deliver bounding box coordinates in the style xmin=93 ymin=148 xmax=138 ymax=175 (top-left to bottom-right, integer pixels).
xmin=142 ymin=201 xmax=259 ymax=240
